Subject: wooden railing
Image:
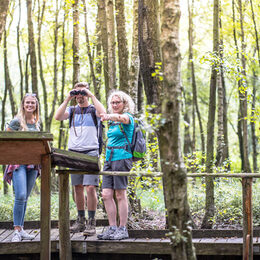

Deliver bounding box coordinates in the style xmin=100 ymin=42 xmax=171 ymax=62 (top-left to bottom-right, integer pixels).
xmin=56 ymin=169 xmax=256 ymax=260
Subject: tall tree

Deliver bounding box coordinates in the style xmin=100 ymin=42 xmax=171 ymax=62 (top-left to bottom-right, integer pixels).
xmin=201 ymin=0 xmax=219 ymax=229
xmin=97 ymin=0 xmax=109 ymax=98
xmin=115 ymin=0 xmax=129 ymax=92
xmin=129 ymin=0 xmax=140 ymax=110
xmin=27 ymin=0 xmax=38 ymax=95
xmin=187 ymin=0 xmax=205 ymax=156
xmin=82 ymin=0 xmax=98 ymax=94
xmin=17 ymin=0 xmax=24 ymax=101
xmin=106 ymin=0 xmax=117 ymax=90
xmin=73 ymin=0 xmax=80 ymax=86
xmin=0 ymin=0 xmax=9 ymax=43
xmin=160 ymin=0 xmax=196 ymax=258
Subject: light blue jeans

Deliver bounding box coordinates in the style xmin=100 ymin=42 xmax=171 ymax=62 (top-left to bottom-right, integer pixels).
xmin=12 ymin=165 xmax=38 ymax=227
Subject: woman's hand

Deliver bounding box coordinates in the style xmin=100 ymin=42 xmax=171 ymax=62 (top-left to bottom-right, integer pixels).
xmin=100 ymin=113 xmax=110 ymax=122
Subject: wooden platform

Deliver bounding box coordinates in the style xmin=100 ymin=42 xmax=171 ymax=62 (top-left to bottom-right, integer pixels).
xmin=1 ymin=227 xmax=260 ymax=257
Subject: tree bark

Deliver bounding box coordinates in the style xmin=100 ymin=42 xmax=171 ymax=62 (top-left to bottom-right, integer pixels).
xmin=0 ymin=0 xmax=9 ymax=43
xmin=97 ymin=0 xmax=109 ymax=98
xmin=73 ymin=0 xmax=80 ymax=86
xmin=115 ymin=0 xmax=129 ymax=92
xmin=106 ymin=0 xmax=117 ymax=90
xmin=129 ymin=0 xmax=140 ymax=110
xmin=160 ymin=0 xmax=196 ymax=258
xmin=17 ymin=0 xmax=23 ymax=101
xmin=4 ymin=30 xmax=17 ymax=117
xmin=201 ymin=0 xmax=219 ymax=229
xmin=82 ymin=0 xmax=97 ymax=92
xmin=27 ymin=0 xmax=38 ymax=95
xmin=238 ymin=0 xmax=251 ymax=173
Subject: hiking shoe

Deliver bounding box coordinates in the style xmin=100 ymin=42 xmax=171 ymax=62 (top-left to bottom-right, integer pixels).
xmin=109 ymin=226 xmax=129 ymax=240
xmin=70 ymin=216 xmax=86 ymax=233
xmin=20 ymin=228 xmax=35 ymax=240
xmin=11 ymin=230 xmax=22 ymax=242
xmin=97 ymin=226 xmax=117 ymax=240
xmin=83 ymin=218 xmax=96 ymax=236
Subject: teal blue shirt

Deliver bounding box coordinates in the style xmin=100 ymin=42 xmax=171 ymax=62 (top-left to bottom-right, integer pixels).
xmin=106 ymin=113 xmax=134 ymax=162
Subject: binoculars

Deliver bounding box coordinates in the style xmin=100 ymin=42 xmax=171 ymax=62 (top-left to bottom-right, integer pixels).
xmin=70 ymin=90 xmax=87 ymax=96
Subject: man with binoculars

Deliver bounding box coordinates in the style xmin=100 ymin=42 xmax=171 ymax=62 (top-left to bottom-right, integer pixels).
xmin=55 ymin=82 xmax=106 ymax=236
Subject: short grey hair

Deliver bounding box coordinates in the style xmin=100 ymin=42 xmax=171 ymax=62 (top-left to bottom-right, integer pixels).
xmin=107 ymin=90 xmax=135 ymax=114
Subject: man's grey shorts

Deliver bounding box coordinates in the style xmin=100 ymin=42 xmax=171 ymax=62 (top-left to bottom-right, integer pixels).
xmin=70 ymin=149 xmax=99 ymax=186
xmin=102 ymin=158 xmax=133 ymax=190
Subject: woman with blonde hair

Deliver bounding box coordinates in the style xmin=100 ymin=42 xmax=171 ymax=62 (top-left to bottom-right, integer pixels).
xmin=4 ymin=93 xmax=41 ymax=242
xmin=98 ymin=90 xmax=135 ymax=240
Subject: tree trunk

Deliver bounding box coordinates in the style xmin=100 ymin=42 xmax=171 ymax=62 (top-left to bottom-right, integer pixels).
xmin=160 ymin=0 xmax=196 ymax=258
xmin=17 ymin=0 xmax=23 ymax=101
xmin=201 ymin=0 xmax=219 ymax=229
xmin=73 ymin=0 xmax=80 ymax=86
xmin=115 ymin=0 xmax=129 ymax=92
xmin=129 ymin=0 xmax=139 ymax=110
xmin=27 ymin=0 xmax=38 ymax=95
xmin=37 ymin=0 xmax=48 ymax=130
xmin=183 ymin=91 xmax=192 ymax=155
xmin=58 ymin=1 xmax=68 ymax=150
xmin=106 ymin=0 xmax=117 ymax=90
xmin=4 ymin=29 xmax=17 ymax=117
xmin=0 ymin=0 xmax=9 ymax=43
xmin=97 ymin=0 xmax=109 ymax=98
xmin=238 ymin=0 xmax=251 ymax=173
xmin=82 ymin=0 xmax=97 ymax=92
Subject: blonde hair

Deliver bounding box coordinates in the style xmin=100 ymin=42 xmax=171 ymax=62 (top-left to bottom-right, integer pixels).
xmin=16 ymin=94 xmax=40 ymax=131
xmin=107 ymin=90 xmax=135 ymax=114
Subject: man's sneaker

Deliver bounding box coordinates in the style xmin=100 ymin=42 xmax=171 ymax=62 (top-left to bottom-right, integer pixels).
xmin=83 ymin=218 xmax=96 ymax=236
xmin=97 ymin=226 xmax=117 ymax=240
xmin=11 ymin=230 xmax=22 ymax=242
xmin=20 ymin=228 xmax=35 ymax=240
xmin=109 ymin=226 xmax=129 ymax=240
xmin=70 ymin=216 xmax=86 ymax=233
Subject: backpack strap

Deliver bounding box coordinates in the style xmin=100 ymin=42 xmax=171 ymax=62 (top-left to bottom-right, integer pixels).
xmin=119 ymin=124 xmax=132 ymax=151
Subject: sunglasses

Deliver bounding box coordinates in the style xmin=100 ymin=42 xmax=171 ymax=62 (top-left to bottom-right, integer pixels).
xmin=25 ymin=93 xmax=37 ymax=97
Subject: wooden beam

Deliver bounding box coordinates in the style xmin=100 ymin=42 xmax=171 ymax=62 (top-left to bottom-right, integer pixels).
xmin=40 ymin=154 xmax=51 ymax=260
xmin=242 ymin=177 xmax=253 ymax=260
xmin=59 ymin=173 xmax=72 ymax=260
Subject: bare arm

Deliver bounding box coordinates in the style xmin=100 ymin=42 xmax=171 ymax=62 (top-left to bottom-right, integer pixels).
xmin=100 ymin=113 xmax=130 ymax=124
xmin=54 ymin=96 xmax=72 ymax=121
xmin=86 ymin=89 xmax=106 ymax=117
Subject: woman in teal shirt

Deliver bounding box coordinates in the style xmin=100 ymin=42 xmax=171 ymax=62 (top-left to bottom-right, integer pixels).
xmin=98 ymin=90 xmax=135 ymax=240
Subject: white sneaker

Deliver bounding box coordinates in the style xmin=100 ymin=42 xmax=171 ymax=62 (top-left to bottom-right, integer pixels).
xmin=20 ymin=228 xmax=35 ymax=240
xmin=11 ymin=230 xmax=21 ymax=242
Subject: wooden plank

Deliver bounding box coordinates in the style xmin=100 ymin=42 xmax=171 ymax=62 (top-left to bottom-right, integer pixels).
xmin=51 ymin=148 xmax=100 ymax=171
xmin=0 ymin=141 xmax=46 ymax=164
xmin=1 ymin=230 xmax=14 ymax=242
xmin=0 ymin=131 xmax=53 ymax=141
xmin=59 ymin=173 xmax=72 ymax=260
xmin=40 ymin=154 xmax=51 ymax=260
xmin=242 ymin=177 xmax=253 ymax=260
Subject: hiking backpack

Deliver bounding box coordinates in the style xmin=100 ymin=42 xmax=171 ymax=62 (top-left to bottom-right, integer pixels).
xmin=69 ymin=105 xmax=104 ymax=155
xmin=119 ymin=117 xmax=146 ymax=161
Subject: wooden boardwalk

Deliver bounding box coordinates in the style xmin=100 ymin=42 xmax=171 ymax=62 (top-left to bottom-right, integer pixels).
xmin=1 ymin=227 xmax=260 ymax=257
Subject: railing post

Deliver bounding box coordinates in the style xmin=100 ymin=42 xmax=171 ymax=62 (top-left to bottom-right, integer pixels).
xmin=59 ymin=172 xmax=72 ymax=260
xmin=242 ymin=177 xmax=253 ymax=260
xmin=40 ymin=154 xmax=51 ymax=260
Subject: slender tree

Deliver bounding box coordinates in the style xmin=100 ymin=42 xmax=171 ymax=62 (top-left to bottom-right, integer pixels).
xmin=115 ymin=0 xmax=129 ymax=92
xmin=106 ymin=0 xmax=117 ymax=90
xmin=27 ymin=0 xmax=38 ymax=95
xmin=201 ymin=0 xmax=219 ymax=229
xmin=97 ymin=0 xmax=109 ymax=98
xmin=17 ymin=0 xmax=23 ymax=101
xmin=82 ymin=0 xmax=98 ymax=93
xmin=0 ymin=0 xmax=9 ymax=43
xmin=160 ymin=0 xmax=196 ymax=258
xmin=73 ymin=0 xmax=80 ymax=86
xmin=129 ymin=0 xmax=140 ymax=109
